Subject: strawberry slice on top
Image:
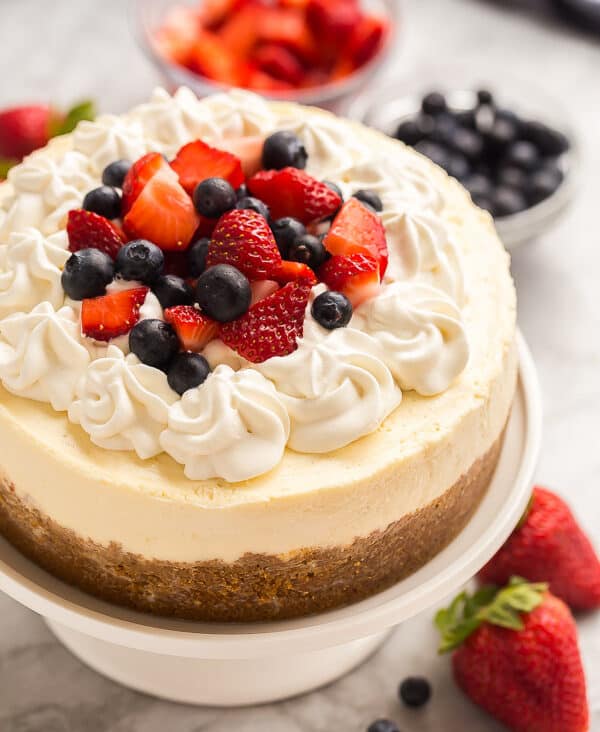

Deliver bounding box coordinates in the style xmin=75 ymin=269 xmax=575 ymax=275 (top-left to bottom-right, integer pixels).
xmin=67 ymin=209 xmax=126 ymax=260
xmin=122 ymin=152 xmax=171 ymax=214
xmin=323 ymin=197 xmax=388 ymax=278
xmin=274 ymin=260 xmax=318 ymax=286
xmin=81 ymin=287 xmax=149 ymax=342
xmin=207 ymin=208 xmax=282 ymax=280
xmin=123 ymin=166 xmax=199 ymax=252
xmin=220 ymin=281 xmax=311 ymax=363
xmin=170 ymin=139 xmax=244 ymax=195
xmin=164 ymin=305 xmax=219 ymax=352
xmin=318 ymin=252 xmax=380 ymax=308
xmin=248 ymin=167 xmax=342 ymax=224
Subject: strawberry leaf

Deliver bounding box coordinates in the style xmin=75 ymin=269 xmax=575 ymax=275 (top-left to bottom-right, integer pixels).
xmin=50 ymin=100 xmax=96 ymax=138
xmin=436 ymin=577 xmax=547 ymax=653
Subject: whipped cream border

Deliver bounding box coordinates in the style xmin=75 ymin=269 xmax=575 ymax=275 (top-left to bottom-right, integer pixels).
xmin=0 ymin=88 xmax=469 ymax=483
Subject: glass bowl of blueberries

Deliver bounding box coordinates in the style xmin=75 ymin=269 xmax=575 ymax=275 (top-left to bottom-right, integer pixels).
xmin=345 ymin=74 xmax=579 ymax=249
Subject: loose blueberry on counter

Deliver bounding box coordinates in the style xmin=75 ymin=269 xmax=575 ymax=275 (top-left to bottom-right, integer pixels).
xmin=83 ymin=186 xmax=122 ymax=220
xmin=235 ymin=196 xmax=270 ymax=219
xmin=398 ymin=676 xmax=432 ymax=708
xmin=195 ymin=264 xmax=251 ymax=322
xmin=493 ymin=185 xmax=527 ymax=217
xmin=270 ymin=217 xmax=306 ymax=258
xmin=262 ymin=130 xmax=308 ymax=170
xmin=102 ymin=159 xmax=131 ymax=189
xmin=115 ymin=240 xmax=164 ymax=284
xmin=188 ymin=237 xmax=210 ymax=277
xmin=505 ymin=140 xmax=541 ymax=172
xmin=421 ymin=91 xmax=447 ymax=116
xmin=288 ymin=234 xmax=327 ymax=270
xmin=367 ymin=720 xmax=399 ymax=732
xmin=152 ymin=274 xmax=194 ymax=309
xmin=312 ymin=291 xmax=353 ymax=330
xmin=167 ymin=352 xmax=211 ymax=395
xmin=528 ymin=165 xmax=564 ymax=205
xmin=353 ymin=189 xmax=383 ymax=212
xmin=193 ymin=177 xmax=237 ymax=218
xmin=61 ymin=249 xmax=114 ymax=300
xmin=129 ymin=319 xmax=180 ymax=372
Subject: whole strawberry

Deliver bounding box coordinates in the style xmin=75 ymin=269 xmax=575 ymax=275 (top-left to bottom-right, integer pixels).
xmin=478 ymin=486 xmax=600 ymax=611
xmin=436 ymin=578 xmax=589 ymax=732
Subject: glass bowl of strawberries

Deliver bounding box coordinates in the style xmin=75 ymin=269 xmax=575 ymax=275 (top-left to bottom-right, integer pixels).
xmin=130 ymin=0 xmax=399 ymax=110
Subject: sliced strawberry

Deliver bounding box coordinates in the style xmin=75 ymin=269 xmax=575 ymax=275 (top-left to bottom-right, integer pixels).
xmin=81 ymin=287 xmax=148 ymax=342
xmin=217 ymin=135 xmax=264 ymax=178
xmin=253 ymin=44 xmax=305 ymax=86
xmin=219 ymin=4 xmax=261 ymax=58
xmin=246 ymin=69 xmax=295 ymax=93
xmin=153 ymin=6 xmax=199 ymax=66
xmin=324 ymin=198 xmax=388 ymax=277
xmin=220 ymin=281 xmax=311 ymax=363
xmin=123 ymin=167 xmax=199 ymax=252
xmin=250 ymin=279 xmax=280 ymax=306
xmin=188 ymin=31 xmax=246 ymax=86
xmin=346 ymin=15 xmax=389 ymax=67
xmin=170 ymin=139 xmax=244 ymax=196
xmin=258 ymin=7 xmax=320 ymax=65
xmin=274 ymin=260 xmax=318 ymax=286
xmin=306 ymin=0 xmax=361 ymax=55
xmin=122 ymin=152 xmax=171 ymax=214
xmin=318 ymin=253 xmax=380 ymax=307
xmin=67 ymin=209 xmax=126 ymax=259
xmin=248 ymin=168 xmax=341 ymax=224
xmin=164 ymin=305 xmax=219 ymax=351
xmin=207 ymin=209 xmax=282 ymax=280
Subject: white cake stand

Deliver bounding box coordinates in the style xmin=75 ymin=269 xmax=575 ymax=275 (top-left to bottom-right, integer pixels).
xmin=0 ymin=333 xmax=541 ymax=707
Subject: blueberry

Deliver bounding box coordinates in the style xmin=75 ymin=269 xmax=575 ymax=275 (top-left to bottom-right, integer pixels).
xmin=188 ymin=238 xmax=210 ymax=278
xmin=270 ymin=217 xmax=306 ymax=258
xmin=115 ymin=240 xmax=164 ymax=284
xmin=444 ymin=153 xmax=471 ymax=181
xmin=83 ymin=186 xmax=122 ymax=219
xmin=493 ymin=185 xmax=528 ymax=217
xmin=167 ymin=352 xmax=211 ymax=395
xmin=505 ymin=140 xmax=541 ymax=172
xmin=472 ymin=193 xmax=496 ymax=215
xmin=323 ymin=180 xmax=344 ymax=200
xmin=61 ymin=249 xmax=114 ymax=301
xmin=449 ymin=127 xmax=484 ymax=161
xmin=495 ymin=107 xmax=524 ymax=136
xmin=236 ymin=183 xmax=249 ymax=200
xmin=414 ymin=140 xmax=450 ymax=169
xmin=463 ymin=173 xmax=494 ymax=199
xmin=452 ymin=108 xmax=477 ymax=130
xmin=399 ymin=676 xmax=432 ymax=708
xmin=312 ymin=291 xmax=353 ymax=330
xmin=476 ymin=88 xmax=494 ymax=106
xmin=101 ymin=159 xmax=131 ymax=189
xmin=193 ymin=177 xmax=237 ymax=218
xmin=522 ymin=120 xmax=570 ymax=157
xmin=395 ymin=118 xmax=423 ymax=146
xmin=483 ymin=117 xmax=519 ymax=157
xmin=367 ymin=720 xmax=399 ymax=732
xmin=262 ymin=130 xmax=307 ymax=170
xmin=288 ymin=234 xmax=327 ymax=270
xmin=152 ymin=275 xmax=194 ymax=309
xmin=429 ymin=113 xmax=457 ymax=146
xmin=195 ymin=264 xmax=251 ymax=323
xmin=235 ymin=196 xmax=270 ymax=219
xmin=129 ymin=319 xmax=179 ymax=372
xmin=421 ymin=91 xmax=447 ymax=116
xmin=528 ymin=165 xmax=564 ymax=205
xmin=496 ymin=165 xmax=529 ymax=191
xmin=353 ymin=189 xmax=383 ymax=212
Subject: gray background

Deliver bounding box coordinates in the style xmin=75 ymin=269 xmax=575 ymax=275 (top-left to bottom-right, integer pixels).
xmin=0 ymin=0 xmax=599 ymax=729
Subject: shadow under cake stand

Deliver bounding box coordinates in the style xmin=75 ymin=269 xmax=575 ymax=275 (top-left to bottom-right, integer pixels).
xmin=0 ymin=332 xmax=541 ymax=707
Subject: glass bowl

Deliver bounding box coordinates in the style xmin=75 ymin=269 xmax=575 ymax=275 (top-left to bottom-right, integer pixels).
xmin=129 ymin=0 xmax=401 ymax=111
xmin=346 ymin=68 xmax=580 ymax=250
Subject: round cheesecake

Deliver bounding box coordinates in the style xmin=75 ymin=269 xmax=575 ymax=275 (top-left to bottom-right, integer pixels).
xmin=0 ymin=90 xmax=517 ymax=622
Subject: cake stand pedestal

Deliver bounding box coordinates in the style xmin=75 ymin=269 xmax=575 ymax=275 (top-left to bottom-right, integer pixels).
xmin=0 ymin=334 xmax=541 ymax=707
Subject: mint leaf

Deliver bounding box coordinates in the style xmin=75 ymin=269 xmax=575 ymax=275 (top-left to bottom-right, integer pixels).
xmin=50 ymin=100 xmax=96 ymax=138
xmin=0 ymin=157 xmax=17 ymax=178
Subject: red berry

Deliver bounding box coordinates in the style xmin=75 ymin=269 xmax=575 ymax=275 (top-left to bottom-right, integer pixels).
xmin=274 ymin=260 xmax=318 ymax=286
xmin=164 ymin=305 xmax=219 ymax=352
xmin=306 ymin=0 xmax=361 ymax=52
xmin=250 ymin=280 xmax=280 ymax=306
xmin=324 ymin=198 xmax=388 ymax=277
xmin=220 ymin=281 xmax=311 ymax=362
xmin=122 ymin=152 xmax=171 ymax=214
xmin=0 ymin=105 xmax=52 ymax=160
xmin=253 ymin=44 xmax=305 ymax=86
xmin=207 ymin=209 xmax=282 ymax=281
xmin=248 ymin=167 xmax=341 ymax=224
xmin=81 ymin=287 xmax=149 ymax=342
xmin=67 ymin=209 xmax=126 ymax=260
xmin=170 ymin=139 xmax=244 ymax=196
xmin=318 ymin=253 xmax=380 ymax=307
xmin=478 ymin=486 xmax=600 ymax=611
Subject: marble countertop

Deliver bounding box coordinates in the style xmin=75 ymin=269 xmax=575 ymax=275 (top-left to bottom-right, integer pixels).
xmin=1 ymin=0 xmax=599 ymax=729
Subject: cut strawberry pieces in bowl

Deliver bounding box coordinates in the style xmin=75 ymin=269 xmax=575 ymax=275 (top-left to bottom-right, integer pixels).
xmin=323 ymin=197 xmax=388 ymax=278
xmin=207 ymin=208 xmax=282 ymax=280
xmin=220 ymin=280 xmax=311 ymax=363
xmin=123 ymin=166 xmax=200 ymax=252
xmin=170 ymin=139 xmax=245 ymax=195
xmin=318 ymin=252 xmax=380 ymax=307
xmin=67 ymin=210 xmax=126 ymax=260
xmin=164 ymin=305 xmax=219 ymax=352
xmin=248 ymin=167 xmax=342 ymax=224
xmin=81 ymin=287 xmax=149 ymax=342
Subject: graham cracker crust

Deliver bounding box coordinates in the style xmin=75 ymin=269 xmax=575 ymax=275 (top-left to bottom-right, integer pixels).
xmin=0 ymin=431 xmax=504 ymax=622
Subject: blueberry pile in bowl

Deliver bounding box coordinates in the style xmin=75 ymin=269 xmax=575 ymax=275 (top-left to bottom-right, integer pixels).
xmin=394 ymin=89 xmax=571 ymax=220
